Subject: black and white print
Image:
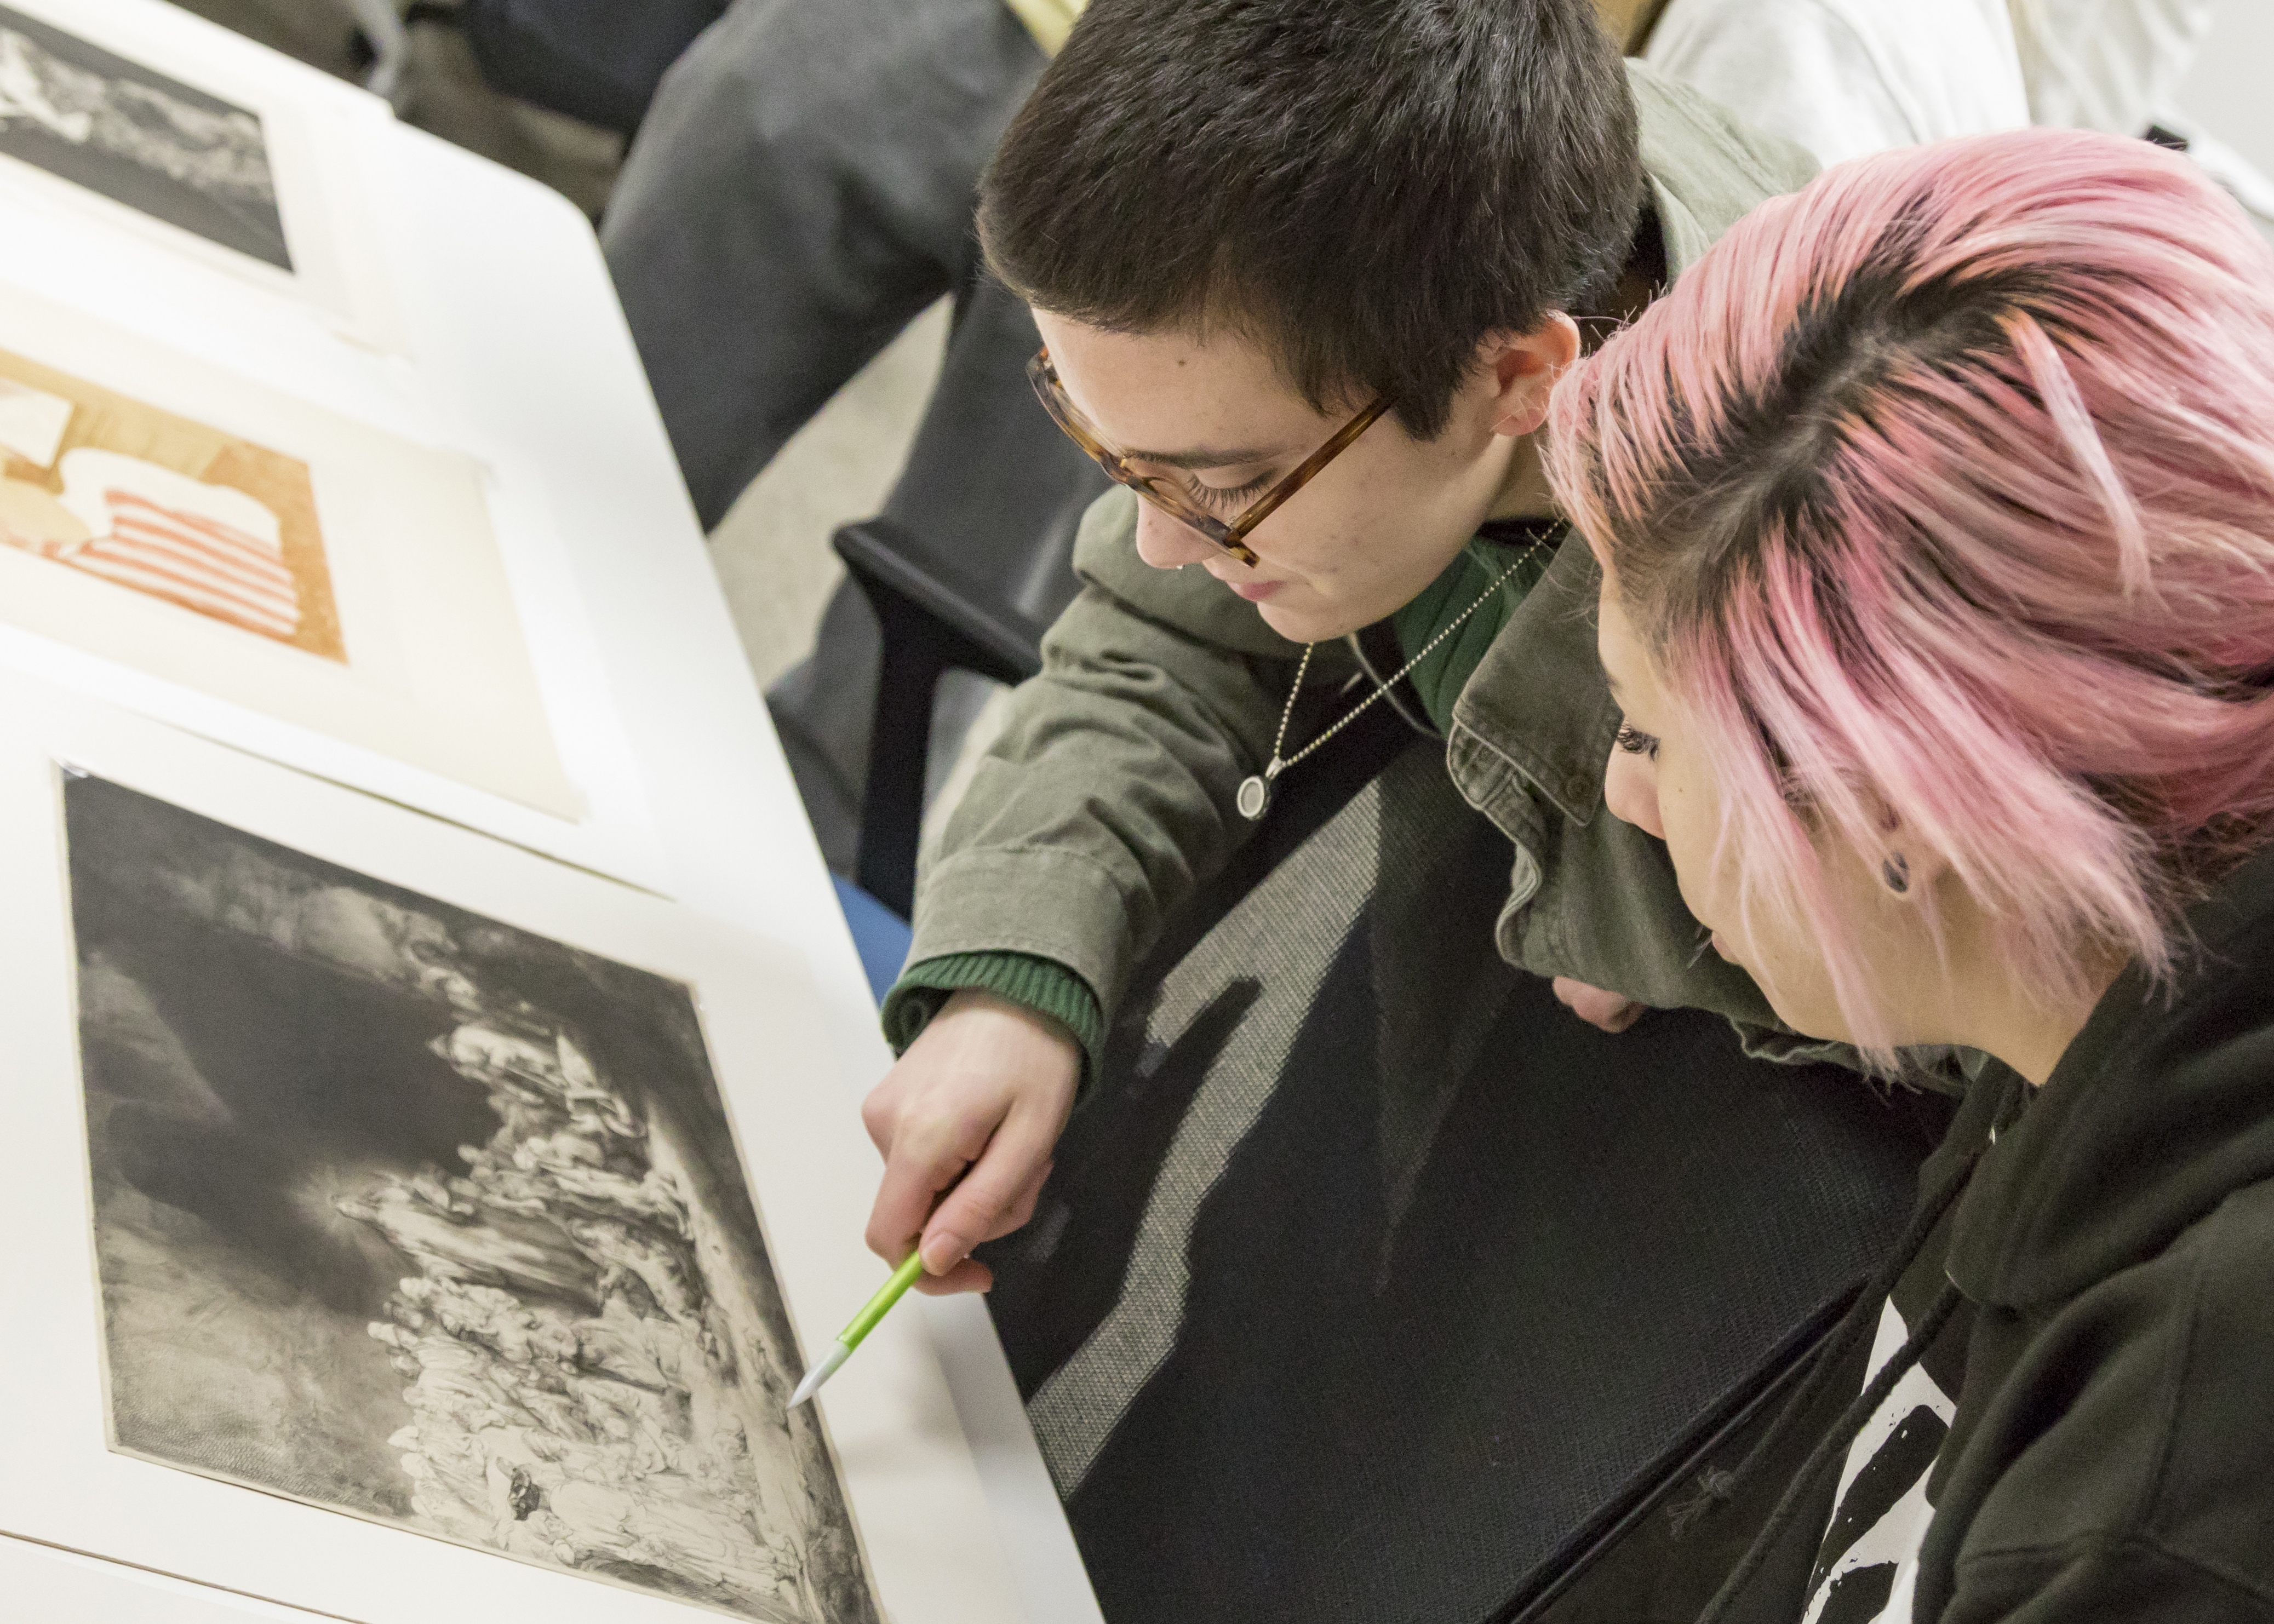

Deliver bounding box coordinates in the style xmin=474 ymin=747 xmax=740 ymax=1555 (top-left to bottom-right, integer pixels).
xmin=1801 ymin=1300 xmax=1956 ymax=1624
xmin=0 ymin=5 xmax=289 ymax=269
xmin=66 ymin=772 xmax=880 ymax=1624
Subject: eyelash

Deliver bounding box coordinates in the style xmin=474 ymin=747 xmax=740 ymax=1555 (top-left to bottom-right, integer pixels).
xmin=1614 ymin=724 xmax=1660 ymax=761
xmin=1189 ymin=472 xmax=1274 ymax=513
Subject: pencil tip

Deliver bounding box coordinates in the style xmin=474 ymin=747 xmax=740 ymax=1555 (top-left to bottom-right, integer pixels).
xmin=787 ymin=1341 xmax=849 ymax=1411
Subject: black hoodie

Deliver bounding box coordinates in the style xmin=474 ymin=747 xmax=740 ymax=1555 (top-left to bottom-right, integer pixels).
xmin=1720 ymin=837 xmax=2274 ymax=1623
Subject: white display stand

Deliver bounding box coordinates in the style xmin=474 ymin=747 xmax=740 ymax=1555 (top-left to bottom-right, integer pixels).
xmin=0 ymin=3 xmax=1101 ymax=1620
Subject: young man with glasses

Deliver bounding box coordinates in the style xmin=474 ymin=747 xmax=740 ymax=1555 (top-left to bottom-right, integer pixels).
xmin=861 ymin=0 xmax=1828 ymax=1292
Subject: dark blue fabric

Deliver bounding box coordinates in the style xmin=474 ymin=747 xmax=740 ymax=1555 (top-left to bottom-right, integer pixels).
xmin=458 ymin=0 xmax=729 ymax=133
xmin=832 ymin=876 xmax=911 ymax=1006
xmin=599 ymin=0 xmax=1064 ymax=874
xmin=601 ymin=0 xmax=1045 ymax=525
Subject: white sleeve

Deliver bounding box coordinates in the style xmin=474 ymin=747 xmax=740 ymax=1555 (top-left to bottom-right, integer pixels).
xmin=2017 ymin=0 xmax=2218 ymax=136
xmin=1645 ymin=0 xmax=2031 ymax=168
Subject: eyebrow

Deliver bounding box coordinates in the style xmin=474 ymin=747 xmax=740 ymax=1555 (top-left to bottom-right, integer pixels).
xmin=1118 ymin=444 xmax=1285 ymax=470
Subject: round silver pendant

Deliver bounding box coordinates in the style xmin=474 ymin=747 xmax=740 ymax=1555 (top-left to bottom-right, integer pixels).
xmin=1236 ymin=774 xmax=1271 ymax=820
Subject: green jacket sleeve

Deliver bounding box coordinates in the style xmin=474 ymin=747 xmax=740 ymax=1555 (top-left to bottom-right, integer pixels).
xmin=881 ymin=951 xmax=1107 ymax=1086
xmin=895 ymin=487 xmax=1353 ymax=1036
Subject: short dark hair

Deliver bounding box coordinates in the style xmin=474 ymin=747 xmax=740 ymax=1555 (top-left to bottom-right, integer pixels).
xmin=978 ymin=0 xmax=1644 ymax=439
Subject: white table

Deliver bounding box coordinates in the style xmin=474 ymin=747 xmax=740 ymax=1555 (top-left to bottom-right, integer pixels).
xmin=0 ymin=3 xmax=1100 ymax=1619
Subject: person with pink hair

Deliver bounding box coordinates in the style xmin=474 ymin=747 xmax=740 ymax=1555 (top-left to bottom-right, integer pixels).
xmin=1546 ymin=128 xmax=2274 ymax=1622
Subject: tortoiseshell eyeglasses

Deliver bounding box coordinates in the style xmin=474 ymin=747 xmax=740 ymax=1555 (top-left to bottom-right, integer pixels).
xmin=1027 ymin=347 xmax=1393 ymax=568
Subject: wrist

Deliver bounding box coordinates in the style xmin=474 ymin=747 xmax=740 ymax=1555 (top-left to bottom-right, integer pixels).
xmin=941 ymin=986 xmax=1080 ymax=1059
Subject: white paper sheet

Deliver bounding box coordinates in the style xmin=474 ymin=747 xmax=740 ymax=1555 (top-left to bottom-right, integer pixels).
xmin=0 ymin=0 xmax=398 ymax=349
xmin=0 ymin=283 xmax=580 ymax=820
xmin=0 ymin=1535 xmax=331 ymax=1623
xmin=0 ymin=673 xmax=1032 ymax=1624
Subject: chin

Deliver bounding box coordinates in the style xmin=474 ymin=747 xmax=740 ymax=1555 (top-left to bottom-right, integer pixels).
xmin=1757 ymin=981 xmax=1853 ymax=1048
xmin=1709 ymin=924 xmax=1876 ymax=1048
xmin=1256 ymin=599 xmax=1361 ymax=644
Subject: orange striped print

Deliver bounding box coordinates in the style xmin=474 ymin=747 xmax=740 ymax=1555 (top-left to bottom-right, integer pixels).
xmin=66 ymin=487 xmax=301 ymax=640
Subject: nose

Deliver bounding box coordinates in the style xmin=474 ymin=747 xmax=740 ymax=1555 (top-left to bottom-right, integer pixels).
xmin=1603 ymin=743 xmax=1666 ymax=840
xmin=1132 ymin=501 xmax=1223 ymax=571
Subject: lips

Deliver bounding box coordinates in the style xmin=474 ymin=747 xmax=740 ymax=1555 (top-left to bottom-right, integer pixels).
xmin=1225 ymin=577 xmax=1283 ymax=602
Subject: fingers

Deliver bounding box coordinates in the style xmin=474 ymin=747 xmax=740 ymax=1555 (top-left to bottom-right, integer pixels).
xmin=904 ymin=1158 xmax=1054 ymax=1296
xmin=1594 ymin=999 xmax=1646 ymax=1034
xmin=907 ymin=1164 xmax=1053 ymax=1296
xmin=919 ymin=1109 xmax=1062 ymax=1274
xmin=990 ymin=1159 xmax=1053 ymax=1242
xmin=858 ymin=991 xmax=1081 ymax=1284
xmin=912 ymin=1256 xmax=994 ymax=1296
xmin=864 ymin=1111 xmax=983 ymax=1263
xmin=858 ymin=1076 xmax=903 ymax=1157
xmin=1551 ymin=977 xmax=1648 ymax=1034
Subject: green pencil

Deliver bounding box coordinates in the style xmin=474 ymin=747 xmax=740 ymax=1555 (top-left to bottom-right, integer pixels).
xmin=787 ymin=1248 xmax=927 ymax=1409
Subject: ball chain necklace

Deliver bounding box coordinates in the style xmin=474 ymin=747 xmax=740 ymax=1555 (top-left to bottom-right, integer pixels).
xmin=1235 ymin=532 xmax=1549 ymax=820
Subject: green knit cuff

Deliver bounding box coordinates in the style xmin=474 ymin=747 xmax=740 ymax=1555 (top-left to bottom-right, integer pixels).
xmin=880 ymin=951 xmax=1107 ymax=1093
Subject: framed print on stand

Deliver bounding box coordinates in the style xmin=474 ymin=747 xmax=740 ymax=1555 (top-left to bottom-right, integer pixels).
xmin=0 ymin=670 xmax=1035 ymax=1624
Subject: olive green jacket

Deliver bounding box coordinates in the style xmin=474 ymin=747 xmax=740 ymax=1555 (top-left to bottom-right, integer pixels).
xmin=896 ymin=66 xmax=1823 ymax=1053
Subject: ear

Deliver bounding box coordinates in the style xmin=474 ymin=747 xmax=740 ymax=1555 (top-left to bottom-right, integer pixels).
xmin=1480 ymin=313 xmax=1583 ymax=439
xmin=1859 ymin=788 xmax=1952 ymax=900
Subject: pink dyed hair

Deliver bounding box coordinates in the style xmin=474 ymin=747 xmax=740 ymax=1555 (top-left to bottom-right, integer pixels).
xmin=1546 ymin=129 xmax=2274 ymax=1057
